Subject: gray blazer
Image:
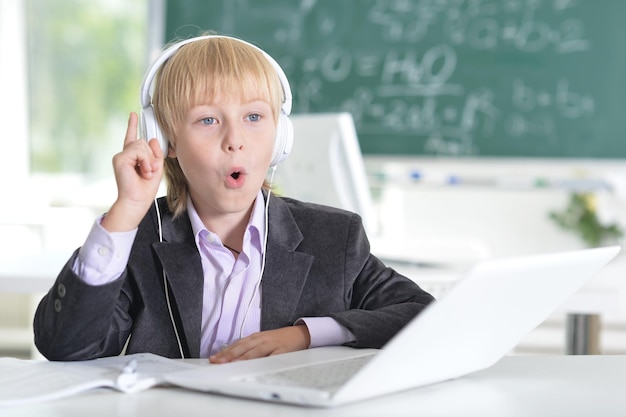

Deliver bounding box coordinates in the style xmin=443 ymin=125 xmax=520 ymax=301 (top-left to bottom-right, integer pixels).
xmin=34 ymin=195 xmax=434 ymax=360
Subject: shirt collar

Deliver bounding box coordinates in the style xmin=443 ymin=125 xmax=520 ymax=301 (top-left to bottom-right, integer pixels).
xmin=186 ymin=191 xmax=266 ymax=254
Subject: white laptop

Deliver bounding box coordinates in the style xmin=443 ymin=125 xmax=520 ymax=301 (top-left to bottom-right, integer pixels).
xmin=165 ymin=245 xmax=621 ymax=407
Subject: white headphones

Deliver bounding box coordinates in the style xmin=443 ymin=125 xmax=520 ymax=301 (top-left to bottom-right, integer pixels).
xmin=139 ymin=35 xmax=293 ymax=167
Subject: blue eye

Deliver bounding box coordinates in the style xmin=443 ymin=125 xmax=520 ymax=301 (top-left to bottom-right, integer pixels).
xmin=201 ymin=117 xmax=216 ymax=125
xmin=247 ymin=114 xmax=261 ymax=122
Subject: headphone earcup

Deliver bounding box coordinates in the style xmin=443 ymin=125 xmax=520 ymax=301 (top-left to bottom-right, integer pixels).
xmin=140 ymin=106 xmax=168 ymax=154
xmin=270 ymin=112 xmax=293 ymax=167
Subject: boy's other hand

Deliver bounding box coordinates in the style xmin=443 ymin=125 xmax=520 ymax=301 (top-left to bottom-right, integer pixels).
xmin=209 ymin=325 xmax=311 ymax=364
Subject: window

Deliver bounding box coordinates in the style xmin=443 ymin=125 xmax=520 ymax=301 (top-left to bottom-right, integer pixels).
xmin=25 ymin=0 xmax=147 ymax=177
xmin=0 ymin=0 xmax=150 ymax=255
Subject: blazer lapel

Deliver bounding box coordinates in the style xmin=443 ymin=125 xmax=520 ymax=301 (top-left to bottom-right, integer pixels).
xmin=260 ymin=196 xmax=314 ymax=330
xmin=151 ymin=206 xmax=203 ymax=358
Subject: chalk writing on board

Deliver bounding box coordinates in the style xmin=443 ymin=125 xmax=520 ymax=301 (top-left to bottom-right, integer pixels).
xmin=288 ymin=0 xmax=595 ymax=156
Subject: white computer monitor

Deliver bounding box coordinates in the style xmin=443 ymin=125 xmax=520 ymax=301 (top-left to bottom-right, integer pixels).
xmin=270 ymin=112 xmax=378 ymax=237
xmin=270 ymin=112 xmax=490 ymax=271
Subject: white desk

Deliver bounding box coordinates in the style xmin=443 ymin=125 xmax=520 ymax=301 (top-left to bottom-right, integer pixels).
xmin=1 ymin=354 xmax=625 ymax=417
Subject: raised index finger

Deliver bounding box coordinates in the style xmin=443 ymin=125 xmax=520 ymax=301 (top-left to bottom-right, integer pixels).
xmin=124 ymin=112 xmax=139 ymax=146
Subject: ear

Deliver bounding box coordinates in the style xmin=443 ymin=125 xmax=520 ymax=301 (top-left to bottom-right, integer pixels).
xmin=167 ymin=141 xmax=177 ymax=158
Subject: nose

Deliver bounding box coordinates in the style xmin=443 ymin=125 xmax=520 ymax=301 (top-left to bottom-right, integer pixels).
xmin=223 ymin=120 xmax=244 ymax=153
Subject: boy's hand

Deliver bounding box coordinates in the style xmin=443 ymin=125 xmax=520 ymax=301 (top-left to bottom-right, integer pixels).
xmin=209 ymin=325 xmax=311 ymax=364
xmin=101 ymin=112 xmax=164 ymax=232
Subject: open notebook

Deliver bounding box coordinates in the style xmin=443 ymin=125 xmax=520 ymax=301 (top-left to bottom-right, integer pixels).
xmin=164 ymin=245 xmax=621 ymax=407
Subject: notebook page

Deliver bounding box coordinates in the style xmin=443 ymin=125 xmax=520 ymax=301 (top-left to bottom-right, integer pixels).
xmin=0 ymin=353 xmax=201 ymax=407
xmin=0 ymin=358 xmax=115 ymax=407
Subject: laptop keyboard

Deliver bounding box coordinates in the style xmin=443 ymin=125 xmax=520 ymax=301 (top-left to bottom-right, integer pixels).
xmin=247 ymin=354 xmax=374 ymax=390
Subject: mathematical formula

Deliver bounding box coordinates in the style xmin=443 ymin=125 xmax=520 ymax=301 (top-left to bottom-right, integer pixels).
xmin=286 ymin=0 xmax=597 ymax=156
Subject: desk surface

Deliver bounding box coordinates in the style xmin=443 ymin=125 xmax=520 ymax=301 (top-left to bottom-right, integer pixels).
xmin=2 ymin=354 xmax=625 ymax=417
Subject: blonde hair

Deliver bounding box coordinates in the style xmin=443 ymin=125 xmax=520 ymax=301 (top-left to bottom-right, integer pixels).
xmin=152 ymin=36 xmax=284 ymax=217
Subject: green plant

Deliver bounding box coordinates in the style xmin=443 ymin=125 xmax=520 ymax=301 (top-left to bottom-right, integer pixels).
xmin=549 ymin=192 xmax=623 ymax=247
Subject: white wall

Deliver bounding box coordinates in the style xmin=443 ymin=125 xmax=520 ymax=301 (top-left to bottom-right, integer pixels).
xmin=367 ymin=156 xmax=626 ymax=258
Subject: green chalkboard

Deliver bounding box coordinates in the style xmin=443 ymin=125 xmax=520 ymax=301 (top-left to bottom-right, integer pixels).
xmin=164 ymin=0 xmax=626 ymax=158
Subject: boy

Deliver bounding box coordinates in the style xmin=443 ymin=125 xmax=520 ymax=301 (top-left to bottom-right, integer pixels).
xmin=33 ymin=35 xmax=434 ymax=362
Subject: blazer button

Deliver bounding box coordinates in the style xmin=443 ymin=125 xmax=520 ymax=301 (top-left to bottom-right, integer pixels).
xmin=57 ymin=283 xmax=66 ymax=298
xmin=54 ymin=299 xmax=62 ymax=312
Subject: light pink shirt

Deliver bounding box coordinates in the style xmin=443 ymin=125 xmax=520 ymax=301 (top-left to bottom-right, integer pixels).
xmin=74 ymin=191 xmax=354 ymax=357
xmin=187 ymin=194 xmax=265 ymax=355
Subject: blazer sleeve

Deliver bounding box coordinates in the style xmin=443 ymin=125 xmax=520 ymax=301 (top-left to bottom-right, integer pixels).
xmin=327 ymin=215 xmax=436 ymax=349
xmin=33 ymin=250 xmax=133 ymax=360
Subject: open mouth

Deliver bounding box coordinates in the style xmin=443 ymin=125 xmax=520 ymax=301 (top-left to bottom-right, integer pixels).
xmin=226 ymin=168 xmax=245 ymax=188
